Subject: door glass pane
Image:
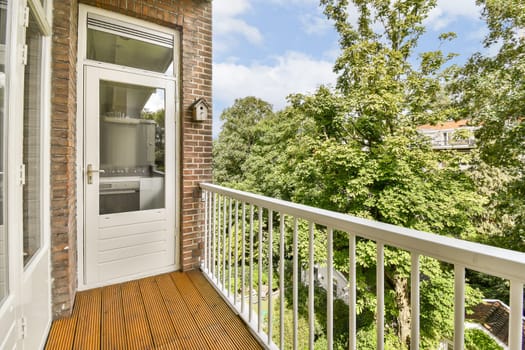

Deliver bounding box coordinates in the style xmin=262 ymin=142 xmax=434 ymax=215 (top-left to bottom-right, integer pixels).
xmin=0 ymin=0 xmax=8 ymax=301
xmin=87 ymin=28 xmax=174 ymax=75
xmin=99 ymin=81 xmax=165 ymax=215
xmin=23 ymin=11 xmax=43 ymax=266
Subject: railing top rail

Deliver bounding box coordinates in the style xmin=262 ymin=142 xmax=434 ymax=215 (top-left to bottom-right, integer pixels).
xmin=201 ymin=182 xmax=525 ymax=282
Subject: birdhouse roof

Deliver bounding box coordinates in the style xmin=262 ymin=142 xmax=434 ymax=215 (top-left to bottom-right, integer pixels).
xmin=190 ymin=98 xmax=210 ymax=109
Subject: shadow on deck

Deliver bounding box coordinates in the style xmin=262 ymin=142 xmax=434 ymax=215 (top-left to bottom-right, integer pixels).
xmin=45 ymin=270 xmax=263 ymax=350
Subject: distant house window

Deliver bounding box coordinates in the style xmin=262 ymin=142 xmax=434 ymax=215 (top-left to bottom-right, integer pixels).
xmin=443 ymin=132 xmax=449 ymax=146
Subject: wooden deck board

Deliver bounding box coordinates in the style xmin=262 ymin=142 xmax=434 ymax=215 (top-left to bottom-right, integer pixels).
xmin=138 ymin=277 xmax=179 ymax=349
xmin=101 ymin=284 xmax=127 ymax=350
xmin=73 ymin=288 xmax=102 ymax=350
xmin=187 ymin=270 xmax=263 ymax=350
xmin=121 ymin=280 xmax=155 ymax=350
xmin=155 ymin=274 xmax=210 ymax=350
xmin=45 ymin=294 xmax=80 ymax=350
xmin=44 ymin=271 xmax=263 ymax=350
xmin=170 ymin=271 xmax=238 ymax=350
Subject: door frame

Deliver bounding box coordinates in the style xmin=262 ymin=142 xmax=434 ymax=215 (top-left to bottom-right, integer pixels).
xmin=0 ymin=0 xmax=52 ymax=348
xmin=83 ymin=66 xmax=177 ymax=287
xmin=76 ymin=4 xmax=182 ymax=290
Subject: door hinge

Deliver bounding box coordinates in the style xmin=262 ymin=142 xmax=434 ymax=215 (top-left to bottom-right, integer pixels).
xmin=19 ymin=317 xmax=27 ymax=339
xmin=21 ymin=44 xmax=28 ymax=66
xmin=19 ymin=164 xmax=26 ymax=185
xmin=23 ymin=6 xmax=30 ymax=28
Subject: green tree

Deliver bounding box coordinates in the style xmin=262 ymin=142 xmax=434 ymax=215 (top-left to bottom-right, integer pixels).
xmin=451 ymin=0 xmax=525 ymax=252
xmin=213 ymin=97 xmax=274 ymax=187
xmin=212 ymin=0 xmax=490 ymax=347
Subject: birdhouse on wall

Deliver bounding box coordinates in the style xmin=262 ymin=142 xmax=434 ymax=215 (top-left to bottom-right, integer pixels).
xmin=191 ymin=98 xmax=210 ymax=121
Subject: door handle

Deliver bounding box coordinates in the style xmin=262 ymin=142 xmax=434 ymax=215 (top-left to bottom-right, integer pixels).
xmin=87 ymin=164 xmax=105 ymax=184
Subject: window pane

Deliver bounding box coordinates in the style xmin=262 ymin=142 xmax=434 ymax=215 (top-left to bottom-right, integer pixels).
xmin=99 ymin=81 xmax=166 ymax=215
xmin=87 ymin=28 xmax=174 ymax=75
xmin=0 ymin=0 xmax=8 ymax=301
xmin=23 ymin=11 xmax=43 ymax=266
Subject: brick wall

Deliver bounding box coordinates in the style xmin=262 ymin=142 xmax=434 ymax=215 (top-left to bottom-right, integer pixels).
xmin=50 ymin=0 xmax=212 ymax=318
xmin=51 ymin=0 xmax=79 ymax=319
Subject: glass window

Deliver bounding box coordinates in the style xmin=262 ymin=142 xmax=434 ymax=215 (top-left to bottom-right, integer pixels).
xmin=99 ymin=81 xmax=166 ymax=214
xmin=0 ymin=0 xmax=8 ymax=301
xmin=87 ymin=28 xmax=174 ymax=75
xmin=23 ymin=11 xmax=43 ymax=266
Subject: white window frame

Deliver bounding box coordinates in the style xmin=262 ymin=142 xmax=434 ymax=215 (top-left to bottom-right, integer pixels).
xmin=0 ymin=0 xmax=52 ymax=347
xmin=22 ymin=0 xmax=52 ymax=272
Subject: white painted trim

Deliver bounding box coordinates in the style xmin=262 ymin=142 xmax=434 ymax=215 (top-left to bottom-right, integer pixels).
xmin=200 ymin=183 xmax=525 ymax=282
xmin=22 ymin=0 xmax=52 ymax=272
xmin=27 ymin=0 xmax=51 ymax=36
xmin=201 ymin=184 xmax=525 ymax=350
xmin=76 ymin=264 xmax=177 ymax=291
xmin=76 ymin=4 xmax=182 ymax=289
xmin=2 ymin=0 xmax=26 ymax=347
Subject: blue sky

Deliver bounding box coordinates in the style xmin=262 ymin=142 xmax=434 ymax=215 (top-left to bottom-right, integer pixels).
xmin=212 ymin=0 xmax=489 ymax=137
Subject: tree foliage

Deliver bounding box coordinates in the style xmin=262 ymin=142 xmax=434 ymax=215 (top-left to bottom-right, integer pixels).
xmin=212 ymin=97 xmax=274 ymax=188
xmin=451 ymin=0 xmax=525 ymax=252
xmin=210 ymin=0 xmax=525 ymax=348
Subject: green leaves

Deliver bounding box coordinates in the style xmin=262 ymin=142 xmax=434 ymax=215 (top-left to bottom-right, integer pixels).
xmin=212 ymin=0 xmax=525 ymax=347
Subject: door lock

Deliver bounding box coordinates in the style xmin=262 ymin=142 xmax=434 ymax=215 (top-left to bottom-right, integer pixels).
xmin=87 ymin=164 xmax=105 ymax=184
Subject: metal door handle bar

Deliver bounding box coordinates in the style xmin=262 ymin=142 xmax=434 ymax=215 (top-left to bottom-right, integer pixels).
xmin=86 ymin=164 xmax=105 ymax=184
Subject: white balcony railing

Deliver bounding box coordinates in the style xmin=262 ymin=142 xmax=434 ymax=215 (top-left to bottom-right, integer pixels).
xmin=199 ymin=183 xmax=525 ymax=350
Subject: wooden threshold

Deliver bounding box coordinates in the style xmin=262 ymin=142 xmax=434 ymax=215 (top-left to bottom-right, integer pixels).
xmin=45 ymin=271 xmax=263 ymax=350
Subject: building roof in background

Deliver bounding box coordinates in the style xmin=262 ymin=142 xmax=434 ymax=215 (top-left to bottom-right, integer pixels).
xmin=418 ymin=119 xmax=473 ymax=131
xmin=467 ymin=299 xmax=525 ymax=348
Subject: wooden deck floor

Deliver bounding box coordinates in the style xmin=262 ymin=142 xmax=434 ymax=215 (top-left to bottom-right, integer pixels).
xmin=45 ymin=270 xmax=263 ymax=350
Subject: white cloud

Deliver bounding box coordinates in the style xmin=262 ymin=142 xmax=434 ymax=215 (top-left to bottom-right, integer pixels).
xmin=426 ymin=0 xmax=482 ymax=30
xmin=300 ymin=13 xmax=332 ymax=35
xmin=214 ymin=51 xmax=337 ymax=111
xmin=213 ymin=0 xmax=263 ymax=50
xmin=214 ymin=0 xmax=251 ymax=17
xmin=266 ymin=0 xmax=318 ymax=5
xmin=215 ymin=18 xmax=263 ymax=44
xmin=213 ymin=51 xmax=337 ymax=136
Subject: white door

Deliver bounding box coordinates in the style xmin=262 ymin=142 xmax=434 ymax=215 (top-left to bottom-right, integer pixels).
xmin=1 ymin=0 xmax=52 ymax=348
xmin=0 ymin=2 xmax=17 ymax=348
xmin=84 ymin=66 xmax=176 ymax=287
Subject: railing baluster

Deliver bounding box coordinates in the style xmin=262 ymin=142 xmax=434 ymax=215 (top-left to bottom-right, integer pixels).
xmin=249 ymin=204 xmax=254 ymax=322
xmin=228 ymin=198 xmax=233 ymax=297
xmin=208 ymin=191 xmax=213 ymax=273
xmin=279 ymin=213 xmax=285 ymax=350
xmin=293 ymin=218 xmax=299 ymax=350
xmin=454 ymin=265 xmax=465 ymax=350
xmin=217 ymin=194 xmax=221 ymax=284
xmin=327 ymin=227 xmax=334 ymax=350
xmin=349 ymin=234 xmax=356 ymax=350
xmin=268 ymin=210 xmax=273 ymax=345
xmin=258 ymin=206 xmax=263 ymax=333
xmin=234 ymin=200 xmax=239 ymax=306
xmin=211 ymin=193 xmax=215 ymax=276
xmin=377 ymin=242 xmax=384 ymax=350
xmin=241 ymin=202 xmax=246 ymax=314
xmin=509 ymin=280 xmax=524 ymax=350
xmin=203 ymin=190 xmax=208 ymax=271
xmin=199 ymin=184 xmax=525 ymax=350
xmin=308 ymin=222 xmax=315 ymax=350
xmin=410 ymin=253 xmax=420 ymax=350
xmin=223 ymin=196 xmax=227 ymax=289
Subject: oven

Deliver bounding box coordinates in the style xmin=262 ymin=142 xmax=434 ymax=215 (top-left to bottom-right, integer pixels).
xmin=99 ymin=178 xmax=140 ymax=214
